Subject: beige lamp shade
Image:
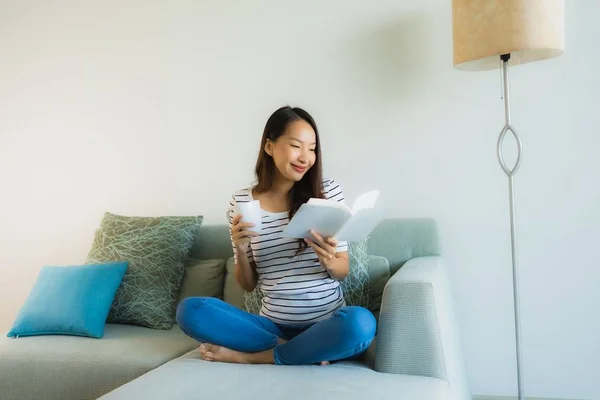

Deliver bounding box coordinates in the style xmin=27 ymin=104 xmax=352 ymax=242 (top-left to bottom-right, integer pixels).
xmin=452 ymin=0 xmax=565 ymax=71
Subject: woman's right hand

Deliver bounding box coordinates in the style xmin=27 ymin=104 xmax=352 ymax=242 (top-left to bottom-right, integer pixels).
xmin=232 ymin=214 xmax=259 ymax=253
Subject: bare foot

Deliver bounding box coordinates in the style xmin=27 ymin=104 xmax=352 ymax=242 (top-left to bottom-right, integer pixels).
xmin=199 ymin=341 xmax=325 ymax=366
xmin=199 ymin=343 xmax=274 ymax=365
xmin=199 ymin=343 xmax=244 ymax=363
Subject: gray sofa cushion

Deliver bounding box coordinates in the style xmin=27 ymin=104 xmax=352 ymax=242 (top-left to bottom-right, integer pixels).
xmin=99 ymin=350 xmax=450 ymax=400
xmin=0 ymin=323 xmax=198 ymax=400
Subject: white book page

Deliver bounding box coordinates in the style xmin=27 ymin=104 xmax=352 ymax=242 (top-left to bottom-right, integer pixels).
xmin=335 ymin=207 xmax=384 ymax=242
xmin=281 ymin=203 xmax=351 ymax=239
xmin=351 ymin=190 xmax=380 ymax=214
xmin=307 ymin=197 xmax=352 ymax=213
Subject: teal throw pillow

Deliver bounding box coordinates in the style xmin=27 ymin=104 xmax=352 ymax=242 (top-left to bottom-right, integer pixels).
xmin=7 ymin=262 xmax=128 ymax=339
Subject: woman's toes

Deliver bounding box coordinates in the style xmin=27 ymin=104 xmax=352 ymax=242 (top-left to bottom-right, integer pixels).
xmin=196 ymin=343 xmax=247 ymax=364
xmin=320 ymin=361 xmax=330 ymax=366
xmin=199 ymin=343 xmax=214 ymax=361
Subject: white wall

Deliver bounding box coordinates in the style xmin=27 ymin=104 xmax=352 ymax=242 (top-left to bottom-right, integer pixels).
xmin=0 ymin=0 xmax=598 ymax=398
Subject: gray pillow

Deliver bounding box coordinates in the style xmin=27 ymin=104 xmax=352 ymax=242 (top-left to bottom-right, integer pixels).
xmin=86 ymin=212 xmax=202 ymax=330
xmin=224 ymin=257 xmax=245 ymax=310
xmin=176 ymin=258 xmax=226 ymax=305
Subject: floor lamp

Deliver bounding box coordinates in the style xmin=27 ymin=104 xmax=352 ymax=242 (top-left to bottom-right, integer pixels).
xmin=451 ymin=1 xmax=565 ymax=399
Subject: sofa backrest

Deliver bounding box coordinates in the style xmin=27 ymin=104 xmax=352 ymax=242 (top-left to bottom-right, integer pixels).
xmin=190 ymin=217 xmax=441 ymax=275
xmin=366 ymin=218 xmax=441 ymax=275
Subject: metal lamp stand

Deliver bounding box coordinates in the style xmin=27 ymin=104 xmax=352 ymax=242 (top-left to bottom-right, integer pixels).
xmin=497 ymin=52 xmax=524 ymax=400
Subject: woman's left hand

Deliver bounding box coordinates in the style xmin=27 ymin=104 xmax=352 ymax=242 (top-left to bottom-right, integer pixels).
xmin=304 ymin=230 xmax=338 ymax=269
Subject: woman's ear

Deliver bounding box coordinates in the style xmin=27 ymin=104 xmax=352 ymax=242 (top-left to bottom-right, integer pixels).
xmin=264 ymin=139 xmax=273 ymax=156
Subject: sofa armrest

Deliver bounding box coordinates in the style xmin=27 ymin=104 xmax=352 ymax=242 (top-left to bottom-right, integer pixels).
xmin=374 ymin=256 xmax=471 ymax=399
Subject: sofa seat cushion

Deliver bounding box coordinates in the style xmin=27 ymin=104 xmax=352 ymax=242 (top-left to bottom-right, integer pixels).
xmin=99 ymin=350 xmax=450 ymax=400
xmin=0 ymin=323 xmax=198 ymax=400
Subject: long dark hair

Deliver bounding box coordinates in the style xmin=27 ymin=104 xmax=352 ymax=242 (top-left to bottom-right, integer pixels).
xmin=253 ymin=106 xmax=324 ymax=254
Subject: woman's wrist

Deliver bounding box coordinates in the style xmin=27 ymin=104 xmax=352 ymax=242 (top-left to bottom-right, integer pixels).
xmin=236 ymin=246 xmax=249 ymax=259
xmin=324 ymin=254 xmax=349 ymax=280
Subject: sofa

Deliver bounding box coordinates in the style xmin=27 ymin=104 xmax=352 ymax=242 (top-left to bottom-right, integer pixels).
xmin=0 ymin=218 xmax=471 ymax=400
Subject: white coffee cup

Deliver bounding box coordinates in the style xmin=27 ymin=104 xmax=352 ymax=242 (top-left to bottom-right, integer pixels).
xmin=235 ymin=200 xmax=262 ymax=234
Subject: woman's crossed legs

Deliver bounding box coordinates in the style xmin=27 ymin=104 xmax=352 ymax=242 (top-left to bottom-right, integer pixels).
xmin=175 ymin=297 xmax=376 ymax=366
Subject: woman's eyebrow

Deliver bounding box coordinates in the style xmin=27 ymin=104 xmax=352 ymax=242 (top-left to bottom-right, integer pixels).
xmin=290 ymin=138 xmax=317 ymax=145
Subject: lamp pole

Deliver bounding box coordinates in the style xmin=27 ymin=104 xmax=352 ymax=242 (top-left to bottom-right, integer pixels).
xmin=496 ymin=52 xmax=524 ymax=400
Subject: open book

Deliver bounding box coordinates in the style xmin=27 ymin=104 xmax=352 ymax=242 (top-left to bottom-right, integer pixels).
xmin=281 ymin=190 xmax=384 ymax=242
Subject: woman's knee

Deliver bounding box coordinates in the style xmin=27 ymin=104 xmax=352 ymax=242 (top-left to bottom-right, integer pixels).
xmin=175 ymin=296 xmax=219 ymax=327
xmin=337 ymin=306 xmax=377 ymax=344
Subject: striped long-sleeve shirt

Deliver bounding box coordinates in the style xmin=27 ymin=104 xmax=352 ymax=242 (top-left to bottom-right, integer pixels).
xmin=227 ymin=178 xmax=348 ymax=325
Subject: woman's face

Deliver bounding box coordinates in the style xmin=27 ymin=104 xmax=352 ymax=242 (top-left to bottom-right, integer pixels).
xmin=267 ymin=119 xmax=317 ymax=183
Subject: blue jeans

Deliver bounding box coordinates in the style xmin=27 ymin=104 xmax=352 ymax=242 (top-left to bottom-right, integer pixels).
xmin=176 ymin=297 xmax=376 ymax=365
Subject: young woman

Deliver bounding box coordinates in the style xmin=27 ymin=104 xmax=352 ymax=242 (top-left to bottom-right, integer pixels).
xmin=176 ymin=106 xmax=376 ymax=366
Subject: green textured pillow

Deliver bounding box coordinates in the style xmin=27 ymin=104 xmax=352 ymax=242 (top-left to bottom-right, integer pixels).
xmin=243 ymin=287 xmax=262 ymax=315
xmin=243 ymin=239 xmax=371 ymax=314
xmin=86 ymin=212 xmax=202 ymax=330
xmin=341 ymin=239 xmax=371 ymax=309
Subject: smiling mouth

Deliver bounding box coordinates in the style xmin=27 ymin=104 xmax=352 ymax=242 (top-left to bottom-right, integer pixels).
xmin=291 ymin=164 xmax=306 ymax=173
